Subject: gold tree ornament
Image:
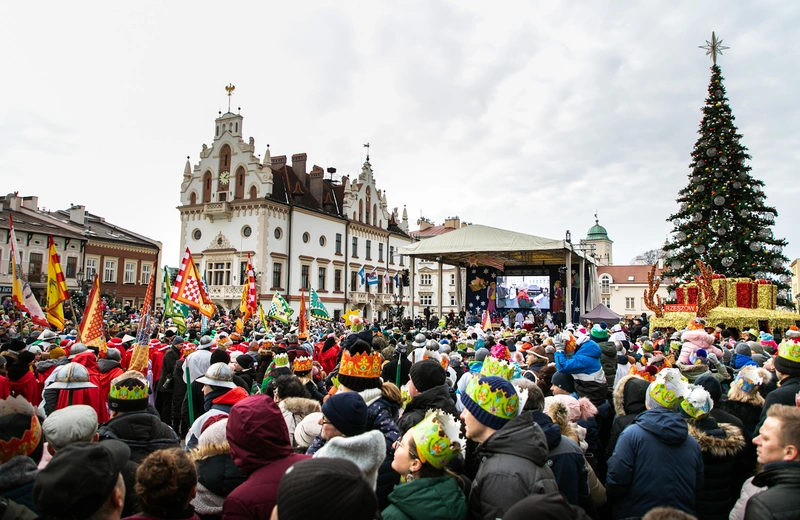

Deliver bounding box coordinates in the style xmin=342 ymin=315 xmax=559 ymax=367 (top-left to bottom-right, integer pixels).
xmin=694 ymin=260 xmax=726 ymax=317
xmin=643 ymin=264 xmax=664 ymax=318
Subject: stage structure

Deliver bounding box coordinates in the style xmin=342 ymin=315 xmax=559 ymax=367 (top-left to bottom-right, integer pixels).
xmin=397 ymin=225 xmax=599 ymax=323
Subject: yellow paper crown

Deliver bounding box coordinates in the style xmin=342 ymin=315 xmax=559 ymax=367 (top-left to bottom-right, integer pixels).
xmin=412 ymin=411 xmax=464 ymax=470
xmin=778 ymin=341 xmax=800 ymax=363
xmin=339 ymin=350 xmax=382 ymax=379
xmin=274 ymin=353 xmax=289 ymax=368
xmin=480 ymin=356 xmax=514 ymax=380
xmin=293 ymin=356 xmax=313 ymax=373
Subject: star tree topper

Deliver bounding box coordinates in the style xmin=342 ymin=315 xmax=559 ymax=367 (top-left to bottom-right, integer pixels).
xmin=699 ymin=31 xmax=730 ymax=65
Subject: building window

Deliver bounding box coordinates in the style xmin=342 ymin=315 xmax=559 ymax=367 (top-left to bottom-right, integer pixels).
xmin=193 ymin=229 xmax=202 ymax=241
xmin=352 ymin=237 xmax=358 ymax=257
xmin=334 ymin=309 xmax=341 ymax=321
xmin=242 ymin=226 xmax=252 ymax=237
xmin=302 ymin=232 xmax=310 ymax=243
xmin=378 ymin=243 xmax=383 ymax=262
xmin=334 ymin=269 xmax=342 ymax=292
xmin=301 ymin=265 xmax=310 ymax=290
xmin=350 ymin=271 xmax=358 ymax=292
xmin=450 ymin=273 xmax=456 ymax=285
xmin=399 ymin=255 xmax=404 ymax=266
xmin=450 ymin=295 xmax=457 ymax=306
xmin=389 ymin=246 xmax=395 ymax=264
xmin=318 ymin=267 xmax=326 ymax=291
xmin=625 ymin=297 xmax=636 ymax=310
xmin=420 ymin=295 xmax=433 ymax=306
xmin=86 ymin=258 xmax=98 ymax=279
xmin=365 ymin=240 xmax=372 ymax=259
xmin=274 ymin=228 xmax=282 ymax=240
xmin=104 ymin=260 xmax=117 ymax=283
xmin=207 ymin=262 xmax=231 ymax=286
xmin=66 ymin=256 xmax=77 ymax=278
xmin=272 ymin=263 xmax=282 ymax=289
xmin=420 ymin=273 xmax=432 ymax=286
xmin=141 ymin=263 xmax=152 ymax=285
xmin=28 ymin=252 xmax=43 ymax=280
xmin=319 ymin=236 xmax=326 ymax=247
xmin=335 ymin=233 xmax=342 ymax=254
xmin=124 ymin=262 xmax=136 ymax=284
xmin=600 ymin=275 xmax=611 ymax=294
xmin=602 ymin=296 xmax=611 ymax=307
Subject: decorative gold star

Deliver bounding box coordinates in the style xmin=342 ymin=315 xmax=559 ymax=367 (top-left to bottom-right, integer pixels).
xmin=699 ymin=32 xmax=729 ymax=65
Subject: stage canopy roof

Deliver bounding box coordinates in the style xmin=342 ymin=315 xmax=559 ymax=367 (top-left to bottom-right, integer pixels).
xmin=397 ymin=224 xmax=593 ymax=268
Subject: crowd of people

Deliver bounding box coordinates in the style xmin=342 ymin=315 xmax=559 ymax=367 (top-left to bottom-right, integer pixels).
xmin=1 ymin=305 xmax=800 ymax=519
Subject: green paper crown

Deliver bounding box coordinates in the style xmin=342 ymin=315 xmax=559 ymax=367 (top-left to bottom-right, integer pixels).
xmin=479 ymin=356 xmax=514 ymax=380
xmin=109 ymin=381 xmax=148 ymax=401
xmin=466 ymin=377 xmax=519 ymax=421
xmin=412 ymin=411 xmax=464 ymax=470
xmin=274 ymin=353 xmax=289 ymax=368
xmin=779 ymin=342 xmax=800 ymax=363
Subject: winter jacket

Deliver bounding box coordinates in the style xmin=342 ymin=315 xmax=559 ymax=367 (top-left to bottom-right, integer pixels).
xmin=157 ymin=344 xmax=181 ymax=393
xmin=397 ymin=384 xmax=459 ymax=433
xmin=314 ymin=341 xmax=340 ymax=375
xmin=732 ymin=353 xmax=758 ymax=370
xmin=98 ymin=410 xmax=180 ymax=463
xmin=756 ymin=375 xmax=800 ymax=433
xmin=381 ymin=356 xmax=412 ymax=387
xmin=469 ymin=410 xmax=559 ymax=520
xmin=363 ymin=391 xmax=402 ymax=509
xmin=382 ymin=476 xmax=467 ymax=520
xmin=686 ymin=418 xmax=746 ymax=520
xmin=679 ymin=329 xmax=724 ymax=364
xmin=234 ymin=368 xmax=256 ymax=393
xmin=0 ymin=374 xmax=8 ymax=400
xmin=530 ymin=411 xmax=588 ymax=507
xmin=555 ymin=340 xmax=608 ymax=406
xmin=55 ymin=352 xmax=109 ymax=422
xmin=278 ymin=397 xmax=321 ymax=447
xmin=7 ymin=369 xmax=39 ymax=406
xmin=0 ymin=456 xmax=38 ymax=514
xmin=35 ymin=359 xmax=58 ymax=391
xmin=223 ymin=395 xmax=309 ymax=520
xmin=191 ymin=441 xmax=246 ymax=519
xmin=97 ymin=357 xmax=125 ymax=400
xmin=606 ymin=374 xmax=649 ymax=460
xmin=598 ymin=340 xmax=618 ymax=398
xmin=744 ymin=461 xmax=800 ymax=520
xmin=718 ymin=399 xmax=763 ymax=440
xmin=677 ymin=361 xmax=729 ymax=384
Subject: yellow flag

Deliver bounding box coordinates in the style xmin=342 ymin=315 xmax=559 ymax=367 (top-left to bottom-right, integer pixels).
xmin=46 ymin=236 xmax=70 ymax=330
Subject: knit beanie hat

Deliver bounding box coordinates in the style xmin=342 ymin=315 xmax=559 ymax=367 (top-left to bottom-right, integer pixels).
xmin=689 ymin=349 xmax=708 ymax=365
xmin=774 ymin=341 xmax=800 ymax=377
xmin=294 ymin=412 xmax=323 ymax=449
xmin=198 ymin=417 xmax=228 ymax=449
xmin=276 ymin=458 xmax=378 ymax=520
xmin=679 ymin=385 xmax=713 ymax=420
xmin=462 ymin=376 xmax=519 ymax=431
xmin=321 ymin=392 xmax=368 ymax=437
xmin=475 ymin=348 xmax=490 ymax=362
xmin=695 ymin=372 xmax=722 ymax=403
xmin=409 ymin=360 xmax=446 ymax=393
xmin=210 ymin=349 xmax=230 ymax=365
xmin=337 ymin=340 xmax=382 ymax=392
xmin=735 ymin=342 xmax=752 ymax=357
xmin=590 ymin=323 xmax=609 ymax=341
xmin=645 ymin=368 xmax=688 ymax=410
xmin=551 ymin=371 xmax=575 ymax=393
xmin=314 ymin=430 xmax=385 ymax=489
xmin=108 ymin=370 xmax=149 ymax=413
xmin=49 ymin=347 xmax=66 ymax=360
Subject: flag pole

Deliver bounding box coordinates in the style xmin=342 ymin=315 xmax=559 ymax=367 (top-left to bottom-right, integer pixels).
xmin=66 ymin=298 xmax=81 ymax=340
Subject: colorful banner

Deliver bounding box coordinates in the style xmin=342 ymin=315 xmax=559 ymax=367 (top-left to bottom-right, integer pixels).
xmin=8 ymin=215 xmax=48 ymax=327
xmin=78 ymin=274 xmax=107 ymax=352
xmin=45 ymin=236 xmax=70 ymax=330
xmin=172 ymin=248 xmax=216 ymax=318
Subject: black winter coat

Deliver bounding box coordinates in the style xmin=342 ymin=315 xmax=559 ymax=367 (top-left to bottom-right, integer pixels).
xmin=598 ymin=340 xmax=618 ymax=398
xmin=744 ymin=461 xmax=800 ymax=520
xmin=397 ymin=384 xmax=458 ymax=433
xmin=98 ymin=410 xmax=180 ymax=463
xmin=756 ymin=375 xmax=800 ymax=433
xmin=606 ymin=374 xmax=649 ymax=460
xmin=157 ymin=345 xmax=181 ymax=392
xmin=717 ymin=399 xmax=762 ymax=439
xmin=686 ymin=419 xmax=747 ymax=520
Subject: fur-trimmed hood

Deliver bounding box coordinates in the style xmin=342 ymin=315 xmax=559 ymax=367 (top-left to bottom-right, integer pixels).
xmin=681 ymin=329 xmax=715 ymax=347
xmin=279 ymin=397 xmax=321 ymax=417
xmin=191 ymin=441 xmax=230 ymax=461
xmin=613 ymin=374 xmax=649 ymax=417
xmin=688 ymin=421 xmax=746 ymax=457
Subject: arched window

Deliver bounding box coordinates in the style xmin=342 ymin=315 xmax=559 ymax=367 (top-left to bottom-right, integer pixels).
xmin=600 ymin=275 xmax=611 ymax=294
xmin=234 ymin=166 xmax=245 ymax=200
xmin=218 ymin=145 xmax=232 ymax=192
xmin=372 ymin=204 xmax=377 ymax=226
xmin=190 ymin=192 xmax=197 ymax=205
xmin=249 ymin=186 xmax=258 ymax=199
xmin=359 ymin=200 xmax=363 ymax=222
xmin=202 ymin=171 xmax=212 ymax=203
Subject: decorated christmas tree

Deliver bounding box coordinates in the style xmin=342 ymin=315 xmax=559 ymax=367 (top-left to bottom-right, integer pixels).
xmin=663 ymin=33 xmax=792 ymax=308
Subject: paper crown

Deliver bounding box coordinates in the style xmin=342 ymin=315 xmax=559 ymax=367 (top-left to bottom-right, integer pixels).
xmin=647 ymin=368 xmax=689 ymax=409
xmin=293 ymin=356 xmax=313 ymax=373
xmin=465 ymin=376 xmax=519 ymax=422
xmin=109 ymin=371 xmax=149 ymax=401
xmin=778 ymin=341 xmax=800 ymax=363
xmin=0 ymin=414 xmax=42 ymax=462
xmin=339 ymin=349 xmax=382 ymax=379
xmin=679 ymin=386 xmax=713 ymax=420
xmin=411 ymin=411 xmax=464 ymax=470
xmin=274 ymin=353 xmax=290 ymax=369
xmin=687 ymin=318 xmax=706 ymax=331
xmin=480 ymin=356 xmax=515 ymax=380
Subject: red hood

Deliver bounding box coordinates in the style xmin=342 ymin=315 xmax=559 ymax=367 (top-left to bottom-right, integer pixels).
xmin=226 ymin=394 xmax=292 ymax=474
xmin=72 ymin=351 xmax=101 ymax=376
xmin=212 ymin=386 xmax=249 ymax=406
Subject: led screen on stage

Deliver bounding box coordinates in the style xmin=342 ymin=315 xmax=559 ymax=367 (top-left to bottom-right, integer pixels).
xmin=496 ymin=275 xmax=550 ymax=310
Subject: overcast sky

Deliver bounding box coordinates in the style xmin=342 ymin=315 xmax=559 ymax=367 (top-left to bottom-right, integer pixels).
xmin=2 ymin=1 xmax=798 ymax=268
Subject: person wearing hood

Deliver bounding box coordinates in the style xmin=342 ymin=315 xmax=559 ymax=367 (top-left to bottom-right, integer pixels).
xmin=606 ymin=369 xmax=703 ymax=519
xmin=55 ymin=349 xmax=109 ymax=422
xmin=461 ymin=375 xmax=558 ymax=520
xmin=0 ymin=395 xmax=44 ymax=515
xmin=679 ymin=385 xmax=746 ymax=520
xmin=382 ymin=410 xmax=468 ymax=520
xmin=606 ymin=374 xmax=650 ymax=460
xmin=35 ymin=347 xmax=65 ymax=393
xmin=719 ymin=366 xmax=772 ymax=439
xmin=313 ymin=334 xmax=340 ymax=375
xmin=185 ymin=363 xmax=249 ymax=450
xmin=7 ymin=350 xmax=40 ymax=406
xmin=223 ymin=394 xmax=309 ymax=519
xmin=554 ymin=330 xmax=608 ymax=407
xmin=397 ymin=360 xmax=458 ymax=433
xmin=189 ymin=417 xmax=245 ymax=520
xmin=755 ymin=339 xmax=800 ymax=432
xmin=98 ymin=348 xmax=126 ymax=401
xmin=678 ymin=325 xmax=724 ymax=365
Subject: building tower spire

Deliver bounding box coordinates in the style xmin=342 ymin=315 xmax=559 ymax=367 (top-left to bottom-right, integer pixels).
xmin=225 ymin=83 xmax=235 ymax=113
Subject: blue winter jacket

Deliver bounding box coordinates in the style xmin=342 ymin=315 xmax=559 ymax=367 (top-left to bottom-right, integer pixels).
xmin=606 ymin=408 xmax=704 ymax=519
xmin=555 ymin=340 xmax=603 ymax=375
xmin=732 ymin=353 xmax=757 ymax=369
xmin=531 ymin=412 xmax=588 ymax=507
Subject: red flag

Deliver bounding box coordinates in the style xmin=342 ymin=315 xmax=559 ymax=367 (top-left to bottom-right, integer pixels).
xmin=78 ymin=274 xmax=107 ymax=352
xmin=46 ymin=236 xmax=71 ymax=330
xmin=8 ymin=215 xmax=48 ymax=327
xmin=298 ymin=287 xmax=309 ymax=339
xmin=172 ymin=248 xmax=215 ymax=318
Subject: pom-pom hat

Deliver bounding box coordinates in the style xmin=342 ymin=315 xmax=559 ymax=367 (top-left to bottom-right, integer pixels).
xmin=411 ymin=411 xmax=464 ymax=470
xmin=462 ymin=376 xmax=519 ymax=430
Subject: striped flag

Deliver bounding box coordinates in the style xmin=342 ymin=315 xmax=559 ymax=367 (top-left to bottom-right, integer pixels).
xmin=45 ymin=236 xmax=70 ymax=330
xmin=298 ymin=287 xmax=309 ymax=338
xmin=239 ymin=254 xmax=257 ymax=320
xmin=172 ymin=248 xmax=216 ymax=318
xmin=134 ymin=269 xmax=156 ymax=347
xmin=78 ymin=274 xmax=107 ymax=352
xmin=310 ymin=287 xmax=330 ymax=320
xmin=8 ymin=215 xmax=48 ymax=327
xmin=258 ymin=303 xmax=269 ymax=330
xmin=268 ymin=292 xmax=293 ymax=324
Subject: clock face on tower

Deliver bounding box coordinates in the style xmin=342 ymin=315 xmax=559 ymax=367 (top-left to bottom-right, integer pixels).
xmin=220 ymin=171 xmax=230 ymax=185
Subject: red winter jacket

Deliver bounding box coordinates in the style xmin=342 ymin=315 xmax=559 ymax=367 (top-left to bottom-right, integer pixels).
xmin=0 ymin=374 xmax=10 ymax=400
xmin=314 ymin=341 xmax=340 ymax=375
xmin=9 ymin=369 xmax=41 ymax=406
xmin=57 ymin=352 xmax=109 ymax=422
xmin=223 ymin=394 xmax=309 ymax=520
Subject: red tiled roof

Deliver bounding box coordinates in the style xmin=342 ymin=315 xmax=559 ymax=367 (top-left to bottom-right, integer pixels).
xmin=597 ymin=265 xmax=667 ymax=284
xmin=410 ymin=226 xmax=456 ymax=238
